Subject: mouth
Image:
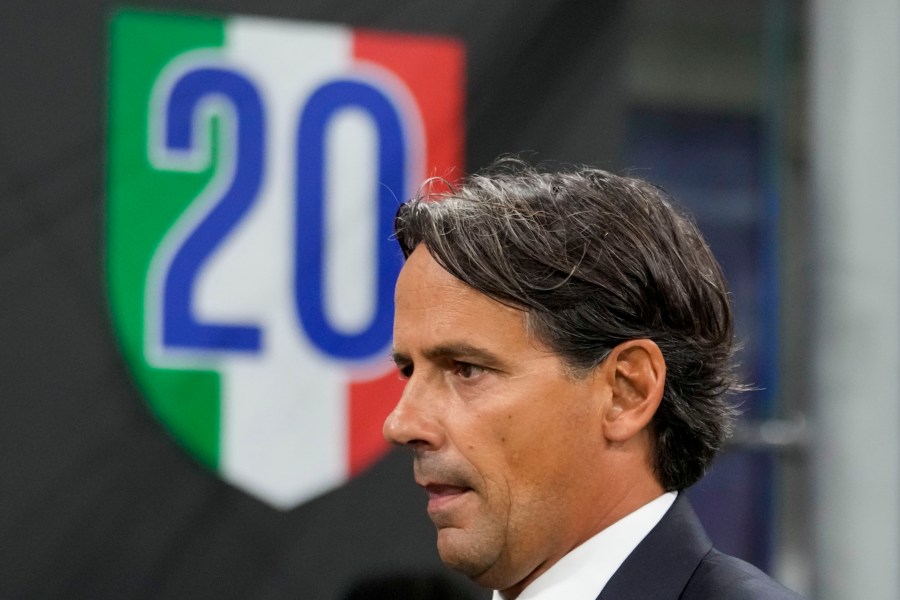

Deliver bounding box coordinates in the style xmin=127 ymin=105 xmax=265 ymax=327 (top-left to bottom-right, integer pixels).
xmin=422 ymin=483 xmax=474 ymax=516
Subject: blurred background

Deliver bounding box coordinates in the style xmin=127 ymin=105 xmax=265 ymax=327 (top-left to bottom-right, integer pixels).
xmin=1 ymin=0 xmax=897 ymax=598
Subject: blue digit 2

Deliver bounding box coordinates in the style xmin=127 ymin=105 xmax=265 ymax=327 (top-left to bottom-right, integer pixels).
xmin=295 ymin=79 xmax=405 ymax=360
xmin=162 ymin=67 xmax=264 ymax=352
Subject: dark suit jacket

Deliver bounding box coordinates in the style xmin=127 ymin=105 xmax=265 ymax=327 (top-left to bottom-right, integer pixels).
xmin=598 ymin=495 xmax=804 ymax=600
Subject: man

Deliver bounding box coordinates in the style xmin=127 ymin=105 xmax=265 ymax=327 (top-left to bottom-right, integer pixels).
xmin=383 ymin=161 xmax=803 ymax=600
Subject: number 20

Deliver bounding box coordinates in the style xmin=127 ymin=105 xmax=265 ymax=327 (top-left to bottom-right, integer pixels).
xmin=156 ymin=65 xmax=406 ymax=361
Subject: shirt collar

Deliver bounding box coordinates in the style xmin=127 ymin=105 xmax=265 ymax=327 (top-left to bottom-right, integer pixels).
xmin=492 ymin=491 xmax=677 ymax=600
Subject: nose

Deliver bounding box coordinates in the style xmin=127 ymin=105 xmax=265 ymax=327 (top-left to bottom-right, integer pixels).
xmin=382 ymin=378 xmax=443 ymax=451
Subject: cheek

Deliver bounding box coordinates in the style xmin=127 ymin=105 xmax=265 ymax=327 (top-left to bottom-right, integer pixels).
xmin=483 ymin=412 xmax=557 ymax=496
xmin=455 ymin=377 xmax=594 ymax=504
xmin=504 ymin=391 xmax=598 ymax=492
xmin=452 ymin=413 xmax=519 ymax=510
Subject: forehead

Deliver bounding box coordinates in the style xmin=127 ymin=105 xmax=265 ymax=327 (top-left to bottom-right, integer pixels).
xmin=393 ymin=245 xmax=538 ymax=355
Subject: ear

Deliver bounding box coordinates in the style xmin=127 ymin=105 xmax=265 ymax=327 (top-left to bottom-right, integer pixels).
xmin=600 ymin=339 xmax=666 ymax=443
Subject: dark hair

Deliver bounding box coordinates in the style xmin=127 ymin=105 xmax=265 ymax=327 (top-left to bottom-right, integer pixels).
xmin=393 ymin=160 xmax=740 ymax=491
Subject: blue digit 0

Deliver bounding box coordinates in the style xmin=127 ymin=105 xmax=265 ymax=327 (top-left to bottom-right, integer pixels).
xmin=294 ymin=80 xmax=405 ymax=360
xmin=162 ymin=67 xmax=264 ymax=352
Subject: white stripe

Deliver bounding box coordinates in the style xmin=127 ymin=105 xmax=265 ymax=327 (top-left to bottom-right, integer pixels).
xmin=200 ymin=17 xmax=355 ymax=509
xmin=325 ymin=107 xmax=379 ymax=333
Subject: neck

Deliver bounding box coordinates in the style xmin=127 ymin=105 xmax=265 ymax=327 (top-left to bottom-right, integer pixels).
xmin=497 ymin=478 xmax=665 ymax=600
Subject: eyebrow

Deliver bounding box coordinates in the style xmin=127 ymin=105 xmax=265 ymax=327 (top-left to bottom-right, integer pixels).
xmin=391 ymin=343 xmax=507 ymax=369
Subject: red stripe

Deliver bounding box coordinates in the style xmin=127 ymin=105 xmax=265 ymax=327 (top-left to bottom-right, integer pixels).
xmin=353 ymin=28 xmax=465 ymax=183
xmin=347 ymin=372 xmax=407 ymax=476
xmin=346 ymin=29 xmax=465 ymax=476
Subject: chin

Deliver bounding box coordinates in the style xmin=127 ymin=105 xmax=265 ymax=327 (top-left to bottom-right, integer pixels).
xmin=437 ymin=530 xmax=493 ymax=579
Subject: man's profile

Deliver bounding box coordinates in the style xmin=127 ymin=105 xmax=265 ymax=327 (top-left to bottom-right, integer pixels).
xmin=382 ymin=161 xmax=803 ymax=600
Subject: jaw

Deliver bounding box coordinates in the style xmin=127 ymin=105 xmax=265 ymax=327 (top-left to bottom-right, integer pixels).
xmin=468 ymin=550 xmax=544 ymax=600
xmin=435 ymin=522 xmax=548 ymax=596
xmin=435 ymin=525 xmax=501 ymax=580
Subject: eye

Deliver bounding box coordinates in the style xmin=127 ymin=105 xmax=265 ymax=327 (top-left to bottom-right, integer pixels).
xmin=397 ymin=363 xmax=414 ymax=380
xmin=452 ymin=361 xmax=484 ymax=380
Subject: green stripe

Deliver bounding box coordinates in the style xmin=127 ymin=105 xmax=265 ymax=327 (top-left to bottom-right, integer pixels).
xmin=107 ymin=10 xmax=225 ymax=469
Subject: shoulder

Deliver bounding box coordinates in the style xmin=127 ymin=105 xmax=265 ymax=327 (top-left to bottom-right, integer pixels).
xmin=682 ymin=549 xmax=805 ymax=600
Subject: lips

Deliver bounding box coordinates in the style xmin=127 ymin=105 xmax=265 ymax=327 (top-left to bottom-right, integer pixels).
xmin=414 ymin=458 xmax=476 ymax=518
xmin=422 ymin=483 xmax=473 ymax=515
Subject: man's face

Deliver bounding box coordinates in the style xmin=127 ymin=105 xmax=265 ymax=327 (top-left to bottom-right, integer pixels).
xmin=385 ymin=245 xmax=616 ymax=592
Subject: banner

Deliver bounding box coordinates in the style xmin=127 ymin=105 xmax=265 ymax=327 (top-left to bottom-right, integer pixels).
xmin=108 ymin=11 xmax=464 ymax=509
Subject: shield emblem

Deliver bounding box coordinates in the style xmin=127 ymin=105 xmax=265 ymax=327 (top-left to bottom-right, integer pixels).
xmin=107 ymin=10 xmax=464 ymax=509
